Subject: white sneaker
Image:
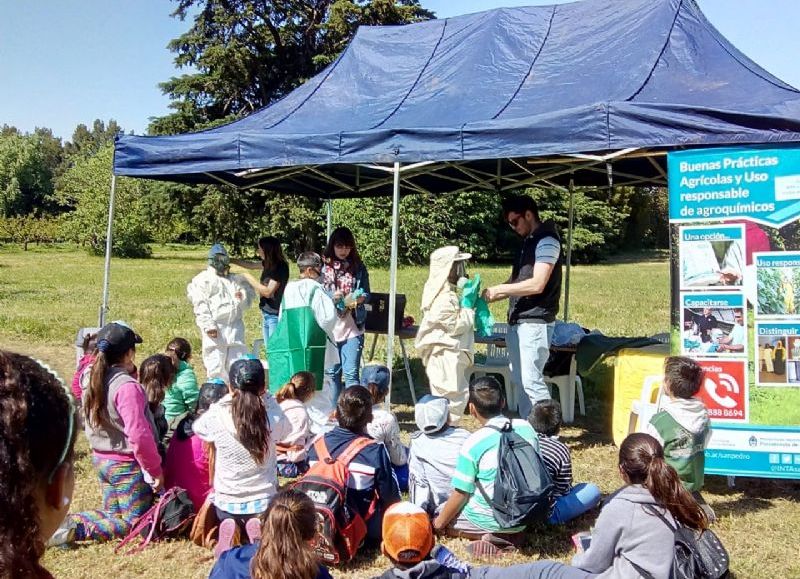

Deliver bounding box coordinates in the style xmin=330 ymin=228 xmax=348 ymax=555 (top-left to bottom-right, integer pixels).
xmin=47 ymin=518 xmax=76 ymax=547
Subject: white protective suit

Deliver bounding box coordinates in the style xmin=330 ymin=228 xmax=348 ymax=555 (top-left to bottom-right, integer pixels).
xmin=414 ymin=246 xmax=475 ymax=422
xmin=187 ymin=266 xmax=254 ymax=380
xmin=280 ymin=277 xmax=339 ymax=433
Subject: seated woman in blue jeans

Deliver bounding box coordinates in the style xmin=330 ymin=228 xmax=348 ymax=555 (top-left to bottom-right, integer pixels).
xmin=321 ymin=227 xmax=370 ymax=401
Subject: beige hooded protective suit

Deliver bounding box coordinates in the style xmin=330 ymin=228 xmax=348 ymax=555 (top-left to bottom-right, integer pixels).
xmin=414 ymin=246 xmax=475 ymax=421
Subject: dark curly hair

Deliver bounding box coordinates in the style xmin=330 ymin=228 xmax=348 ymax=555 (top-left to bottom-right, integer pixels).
xmin=0 ymin=350 xmax=77 ymax=578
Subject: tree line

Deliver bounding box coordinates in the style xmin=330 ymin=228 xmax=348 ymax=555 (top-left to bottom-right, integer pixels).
xmin=0 ymin=0 xmax=670 ymax=262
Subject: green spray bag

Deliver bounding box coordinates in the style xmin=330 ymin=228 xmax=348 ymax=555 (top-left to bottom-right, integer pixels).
xmin=267 ymin=286 xmax=328 ymax=392
xmin=459 ymin=274 xmax=495 ymax=337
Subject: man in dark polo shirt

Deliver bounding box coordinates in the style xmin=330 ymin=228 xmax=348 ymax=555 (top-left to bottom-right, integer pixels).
xmin=484 ymin=195 xmax=562 ymax=418
xmin=694 ymin=307 xmax=718 ymax=342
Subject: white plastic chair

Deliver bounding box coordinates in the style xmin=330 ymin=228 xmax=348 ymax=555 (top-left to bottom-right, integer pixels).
xmin=627 ymin=374 xmax=666 ymax=435
xmin=544 ymin=349 xmax=584 ymax=423
xmin=544 ymin=373 xmax=585 ymax=424
xmin=471 ymin=323 xmax=516 ymax=412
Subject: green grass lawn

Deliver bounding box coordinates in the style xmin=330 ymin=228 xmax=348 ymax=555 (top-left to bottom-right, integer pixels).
xmin=1 ymin=243 xmax=798 ymax=578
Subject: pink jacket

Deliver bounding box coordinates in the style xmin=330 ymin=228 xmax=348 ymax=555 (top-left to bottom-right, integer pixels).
xmin=164 ymin=430 xmax=211 ymax=510
xmin=71 ymin=354 xmax=94 ymax=401
xmin=88 ymin=375 xmax=163 ymax=481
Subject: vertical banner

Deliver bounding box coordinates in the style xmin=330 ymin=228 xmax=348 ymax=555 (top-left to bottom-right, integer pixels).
xmin=669 ymin=146 xmax=800 ymax=478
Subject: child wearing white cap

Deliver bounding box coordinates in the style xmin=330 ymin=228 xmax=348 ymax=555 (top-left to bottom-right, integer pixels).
xmin=408 ymin=395 xmax=470 ymax=516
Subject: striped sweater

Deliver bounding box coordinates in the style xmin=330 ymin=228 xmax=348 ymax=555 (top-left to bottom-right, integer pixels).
xmin=538 ymin=434 xmax=573 ymax=499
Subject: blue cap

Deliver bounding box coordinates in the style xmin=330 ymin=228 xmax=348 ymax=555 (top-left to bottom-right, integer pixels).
xmin=208 ymin=243 xmax=228 ymax=259
xmin=361 ymin=364 xmax=390 ymax=393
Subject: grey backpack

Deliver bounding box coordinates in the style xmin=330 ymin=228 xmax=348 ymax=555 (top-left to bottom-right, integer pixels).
xmin=477 ymin=422 xmax=554 ymax=527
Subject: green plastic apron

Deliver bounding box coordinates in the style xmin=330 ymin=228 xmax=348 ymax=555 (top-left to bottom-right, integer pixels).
xmin=267 ymin=285 xmax=328 ymax=393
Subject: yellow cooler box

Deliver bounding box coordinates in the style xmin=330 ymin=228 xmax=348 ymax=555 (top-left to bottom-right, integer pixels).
xmin=612 ymin=344 xmax=670 ymax=446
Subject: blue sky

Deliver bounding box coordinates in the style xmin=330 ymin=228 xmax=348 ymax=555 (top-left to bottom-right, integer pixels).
xmin=1 ymin=0 xmax=798 ymax=141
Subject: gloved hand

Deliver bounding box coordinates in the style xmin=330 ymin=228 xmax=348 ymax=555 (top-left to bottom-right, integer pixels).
xmin=460 ymin=274 xmax=481 ymax=309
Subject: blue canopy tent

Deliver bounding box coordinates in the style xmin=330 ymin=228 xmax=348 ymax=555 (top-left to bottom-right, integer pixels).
xmin=110 ymin=0 xmax=800 ymax=383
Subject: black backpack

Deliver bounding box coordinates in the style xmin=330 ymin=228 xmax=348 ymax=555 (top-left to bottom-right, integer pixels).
xmin=476 ymin=421 xmax=554 ymax=527
xmin=635 ymin=507 xmax=730 ymax=579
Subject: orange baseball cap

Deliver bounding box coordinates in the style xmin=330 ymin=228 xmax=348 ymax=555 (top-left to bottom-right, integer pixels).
xmin=381 ymin=502 xmax=435 ymax=564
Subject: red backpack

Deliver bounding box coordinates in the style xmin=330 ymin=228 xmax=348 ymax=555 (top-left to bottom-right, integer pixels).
xmin=293 ymin=436 xmax=377 ymax=564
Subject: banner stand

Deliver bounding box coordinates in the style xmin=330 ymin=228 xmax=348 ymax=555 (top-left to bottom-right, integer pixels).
xmin=669 ymin=145 xmax=800 ymax=479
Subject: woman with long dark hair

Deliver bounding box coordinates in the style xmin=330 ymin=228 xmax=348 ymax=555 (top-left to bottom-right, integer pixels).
xmin=193 ymin=358 xmax=278 ymax=557
xmin=233 ymin=236 xmax=290 ymax=349
xmin=321 ymin=226 xmax=370 ymax=399
xmin=0 ymin=351 xmax=78 ymax=578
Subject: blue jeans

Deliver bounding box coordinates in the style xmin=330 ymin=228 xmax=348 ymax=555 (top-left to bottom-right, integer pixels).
xmin=327 ymin=333 xmax=364 ymax=401
xmin=548 ymin=482 xmax=602 ymax=524
xmin=507 ymin=321 xmax=554 ymax=418
xmin=261 ymin=311 xmax=278 ymax=352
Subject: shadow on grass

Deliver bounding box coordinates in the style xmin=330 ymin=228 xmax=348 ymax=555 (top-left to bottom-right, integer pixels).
xmin=705 ymin=475 xmax=800 ymax=509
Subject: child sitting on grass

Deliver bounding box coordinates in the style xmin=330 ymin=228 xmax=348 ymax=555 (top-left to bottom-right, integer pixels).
xmin=139 ymin=353 xmax=176 ymax=449
xmin=71 ymin=330 xmax=97 ymax=402
xmin=163 ymin=337 xmax=200 ymax=424
xmin=433 ymin=376 xmax=538 ymax=541
xmin=530 ymin=400 xmax=600 ymax=524
xmin=70 ymin=322 xmax=162 ymax=543
xmin=193 ymin=358 xmax=279 ymax=557
xmin=164 ymin=380 xmax=228 ymax=510
xmin=408 ymin=395 xmax=470 ymax=516
xmin=363 ymin=364 xmax=409 ymax=491
xmin=210 ymin=488 xmax=333 ymax=579
xmin=374 ymin=501 xmax=467 ymax=579
xmin=275 ymin=371 xmax=316 ymax=478
xmin=646 ymin=355 xmax=714 ymax=520
xmin=307 ymin=385 xmax=401 ymax=545
xmin=1 ymin=351 xmax=79 ymax=572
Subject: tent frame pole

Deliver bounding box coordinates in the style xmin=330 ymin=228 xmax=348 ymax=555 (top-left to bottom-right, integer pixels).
xmin=99 ymin=174 xmax=117 ymax=327
xmin=564 ymin=179 xmax=575 ymax=322
xmin=386 ymin=162 xmax=401 ymax=409
xmin=326 ymin=199 xmax=333 ymax=239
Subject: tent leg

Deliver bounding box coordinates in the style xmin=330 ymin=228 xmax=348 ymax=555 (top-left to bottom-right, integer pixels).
xmin=99 ymin=174 xmax=117 ymax=327
xmin=326 ymin=199 xmax=333 ymax=240
xmin=563 ymin=179 xmax=575 ymax=322
xmin=386 ymin=162 xmax=401 ymax=409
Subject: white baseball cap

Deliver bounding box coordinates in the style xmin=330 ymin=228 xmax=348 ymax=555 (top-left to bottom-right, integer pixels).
xmin=415 ymin=395 xmax=449 ymax=433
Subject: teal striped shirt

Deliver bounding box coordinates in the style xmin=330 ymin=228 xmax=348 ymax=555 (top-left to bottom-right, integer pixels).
xmin=452 ymin=416 xmax=539 ymax=532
